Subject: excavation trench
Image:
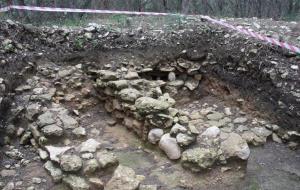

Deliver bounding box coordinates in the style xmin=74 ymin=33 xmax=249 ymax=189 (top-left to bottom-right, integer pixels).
xmin=1 ymin=21 xmax=300 ymax=190
xmin=76 ymin=46 xmax=299 ymax=188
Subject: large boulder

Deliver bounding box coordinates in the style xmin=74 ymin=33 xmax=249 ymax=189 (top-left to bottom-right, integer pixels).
xmin=99 ymin=70 xmax=119 ymax=81
xmin=135 ymin=97 xmax=170 ymax=115
xmin=96 ymin=150 xmax=119 ymax=168
xmin=107 ymin=80 xmax=128 ymax=90
xmin=60 ymin=155 xmax=83 ymax=172
xmin=241 ymin=131 xmax=265 ymax=146
xmin=233 ymin=117 xmax=248 ymax=124
xmin=125 ymin=72 xmax=139 ymax=80
xmin=105 ymin=165 xmax=144 ymax=190
xmin=119 ymin=88 xmax=142 ymax=102
xmin=184 ymin=78 xmax=200 ymax=91
xmin=220 ymin=133 xmax=250 ymax=160
xmin=63 ymin=174 xmax=90 ymax=190
xmin=41 ymin=124 xmax=63 ymax=137
xmin=201 ymin=126 xmax=220 ymax=138
xmin=83 ymin=159 xmax=99 ymax=174
xmin=58 ymin=113 xmax=78 ymax=129
xmin=251 ymin=127 xmax=272 ymax=138
xmin=157 ymin=93 xmax=176 ymax=107
xmin=170 ymin=123 xmax=187 ymax=135
xmin=37 ymin=111 xmax=56 ymax=127
xmin=44 ymin=161 xmax=63 ymax=183
xmin=159 ymin=133 xmax=181 ymax=160
xmin=79 ymin=139 xmax=101 ymax=153
xmin=25 ymin=103 xmax=42 ymax=120
xmin=58 ymin=69 xmax=74 ymax=78
xmin=181 ymin=147 xmax=218 ymax=172
xmin=207 ymin=112 xmax=224 ymax=121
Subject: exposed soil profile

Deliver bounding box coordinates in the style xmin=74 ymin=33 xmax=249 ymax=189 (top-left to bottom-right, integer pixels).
xmin=0 ymin=19 xmax=299 ymax=190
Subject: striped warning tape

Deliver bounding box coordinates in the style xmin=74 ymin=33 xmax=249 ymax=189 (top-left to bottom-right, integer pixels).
xmin=2 ymin=5 xmax=171 ymax=16
xmin=202 ymin=16 xmax=300 ymax=55
xmin=0 ymin=6 xmax=10 ymax=12
xmin=0 ymin=5 xmax=299 ymax=54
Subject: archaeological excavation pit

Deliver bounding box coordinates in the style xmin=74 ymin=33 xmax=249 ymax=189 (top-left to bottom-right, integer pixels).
xmin=0 ymin=19 xmax=300 ymax=190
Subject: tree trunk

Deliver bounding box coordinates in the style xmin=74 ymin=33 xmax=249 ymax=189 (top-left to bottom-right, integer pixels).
xmin=162 ymin=0 xmax=168 ymax=11
xmin=181 ymin=0 xmax=190 ymax=14
xmin=17 ymin=0 xmax=26 ymax=18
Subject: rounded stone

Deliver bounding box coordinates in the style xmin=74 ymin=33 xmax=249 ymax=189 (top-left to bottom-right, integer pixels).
xmin=220 ymin=133 xmax=250 ymax=160
xmin=168 ymin=72 xmax=176 ymax=81
xmin=201 ymin=126 xmax=220 ymax=138
xmin=60 ymin=155 xmax=83 ymax=172
xmin=159 ymin=133 xmax=181 ymax=160
xmin=148 ymin=128 xmax=164 ymax=144
xmin=181 ymin=147 xmax=218 ymax=172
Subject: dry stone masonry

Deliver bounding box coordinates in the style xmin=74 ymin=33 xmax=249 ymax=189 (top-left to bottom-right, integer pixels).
xmin=0 ymin=19 xmax=300 ymax=190
xmin=92 ymin=58 xmax=296 ymax=173
xmin=94 ymin=64 xmax=203 ymax=161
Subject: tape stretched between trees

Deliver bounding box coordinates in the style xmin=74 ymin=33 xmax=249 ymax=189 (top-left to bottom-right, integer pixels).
xmin=0 ymin=5 xmax=299 ymax=54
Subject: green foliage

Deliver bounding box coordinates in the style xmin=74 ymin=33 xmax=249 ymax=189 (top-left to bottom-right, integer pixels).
xmin=108 ymin=14 xmax=133 ymax=32
xmin=164 ymin=14 xmax=187 ymax=29
xmin=283 ymin=12 xmax=300 ymax=21
xmin=0 ymin=13 xmax=10 ymax=21
xmin=74 ymin=37 xmax=85 ymax=50
xmin=110 ymin=15 xmax=129 ymax=27
xmin=2 ymin=0 xmax=300 ymax=25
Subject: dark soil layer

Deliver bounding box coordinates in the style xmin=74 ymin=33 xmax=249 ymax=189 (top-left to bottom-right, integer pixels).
xmin=0 ymin=18 xmax=299 ymax=134
xmin=79 ymin=44 xmax=299 ymax=132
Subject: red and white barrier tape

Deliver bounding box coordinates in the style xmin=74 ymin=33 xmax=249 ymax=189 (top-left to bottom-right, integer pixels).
xmin=202 ymin=16 xmax=300 ymax=55
xmin=0 ymin=5 xmax=299 ymax=54
xmin=0 ymin=6 xmax=10 ymax=12
xmin=1 ymin=5 xmax=170 ymax=16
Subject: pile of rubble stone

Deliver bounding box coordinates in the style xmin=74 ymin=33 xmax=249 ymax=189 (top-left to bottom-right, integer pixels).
xmin=93 ymin=59 xmax=203 ymax=160
xmin=92 ymin=57 xmax=300 ymax=173
xmin=1 ymin=18 xmax=300 ymax=190
xmin=1 ymin=61 xmax=157 ymax=190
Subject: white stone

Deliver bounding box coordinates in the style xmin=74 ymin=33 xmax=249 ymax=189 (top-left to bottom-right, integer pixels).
xmin=41 ymin=124 xmax=63 ymax=137
xmin=45 ymin=146 xmax=72 ymax=162
xmin=79 ymin=139 xmax=101 ymax=153
xmin=58 ymin=114 xmax=78 ymax=129
xmin=148 ymin=128 xmax=164 ymax=144
xmin=159 ymin=133 xmax=181 ymax=160
xmin=220 ymin=133 xmax=250 ymax=160
xmin=44 ymin=161 xmax=63 ymax=183
xmin=105 ymin=165 xmax=144 ymax=190
xmin=38 ymin=149 xmax=49 ymax=160
xmin=224 ymin=107 xmax=232 ymax=115
xmin=72 ymin=127 xmax=86 ymax=137
xmin=291 ymin=65 xmax=299 ymax=70
xmin=201 ymin=126 xmax=220 ymax=138
xmin=168 ymin=72 xmax=176 ymax=81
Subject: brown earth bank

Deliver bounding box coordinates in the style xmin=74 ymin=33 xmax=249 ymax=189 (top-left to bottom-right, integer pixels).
xmin=0 ymin=18 xmax=299 ymax=190
xmin=2 ymin=17 xmax=299 ymax=132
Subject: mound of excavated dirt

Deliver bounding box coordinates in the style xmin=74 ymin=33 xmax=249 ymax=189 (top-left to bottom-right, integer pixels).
xmin=0 ymin=18 xmax=299 ymax=190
